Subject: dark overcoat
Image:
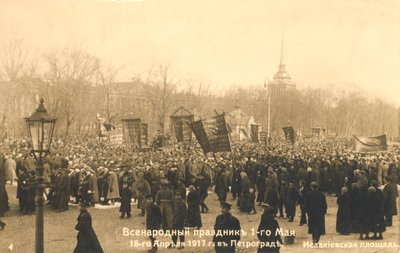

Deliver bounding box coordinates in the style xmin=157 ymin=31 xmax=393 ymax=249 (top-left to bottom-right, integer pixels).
xmin=257 ymin=212 xmax=282 ymax=253
xmin=305 ymin=190 xmax=327 ymax=235
xmin=213 ymin=213 xmax=241 ymax=253
xmin=73 ymin=210 xmax=103 ymax=253
xmin=336 ymin=192 xmax=352 ymax=234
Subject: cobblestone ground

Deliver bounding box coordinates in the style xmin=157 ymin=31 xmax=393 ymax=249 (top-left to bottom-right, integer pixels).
xmin=0 ymin=184 xmax=399 ymax=253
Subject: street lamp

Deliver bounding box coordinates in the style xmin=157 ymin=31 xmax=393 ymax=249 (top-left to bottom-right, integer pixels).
xmin=25 ymin=98 xmax=57 ymax=253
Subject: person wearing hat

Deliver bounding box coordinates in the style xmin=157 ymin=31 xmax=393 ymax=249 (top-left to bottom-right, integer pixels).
xmin=73 ymin=202 xmax=103 ymax=253
xmin=119 ymin=182 xmax=132 ymax=219
xmin=383 ymin=175 xmax=398 ymax=227
xmin=285 ymin=181 xmax=299 ymax=222
xmin=186 ymin=185 xmax=202 ymax=229
xmin=304 ymin=181 xmax=327 ymax=246
xmin=155 ymin=180 xmax=174 ymax=231
xmin=257 ymin=203 xmax=282 ymax=253
xmin=336 ymin=187 xmax=352 ymax=235
xmin=212 ymin=202 xmax=241 ymax=253
xmin=105 ymin=168 xmax=120 ymax=205
xmin=146 ymin=195 xmax=162 ymax=253
xmin=215 ymin=169 xmax=228 ymax=207
xmin=168 ymin=192 xmax=187 ymax=249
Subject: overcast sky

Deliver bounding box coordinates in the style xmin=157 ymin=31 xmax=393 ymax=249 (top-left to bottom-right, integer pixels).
xmin=1 ymin=0 xmax=399 ymax=105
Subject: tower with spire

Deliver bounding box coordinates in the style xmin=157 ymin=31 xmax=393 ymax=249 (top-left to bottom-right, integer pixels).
xmin=270 ymin=37 xmax=295 ymax=93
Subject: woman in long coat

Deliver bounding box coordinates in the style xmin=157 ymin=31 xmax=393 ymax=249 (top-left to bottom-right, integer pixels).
xmin=74 ymin=204 xmax=103 ymax=253
xmin=186 ymin=185 xmax=202 ymax=228
xmin=367 ymin=185 xmax=386 ymax=239
xmin=336 ymin=187 xmax=352 ymax=235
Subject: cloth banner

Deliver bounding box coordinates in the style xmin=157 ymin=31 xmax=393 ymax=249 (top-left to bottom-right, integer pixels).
xmin=283 ymin=126 xmax=296 ymax=144
xmin=353 ymin=135 xmax=387 ymax=152
xmin=122 ymin=119 xmax=142 ymax=148
xmin=190 ymin=114 xmax=231 ymax=154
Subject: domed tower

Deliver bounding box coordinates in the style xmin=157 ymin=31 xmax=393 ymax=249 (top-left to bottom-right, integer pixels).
xmin=270 ymin=37 xmax=296 ymax=93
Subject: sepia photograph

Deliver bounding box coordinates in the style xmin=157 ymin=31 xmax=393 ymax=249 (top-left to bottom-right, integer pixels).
xmin=0 ymin=0 xmax=399 ymax=252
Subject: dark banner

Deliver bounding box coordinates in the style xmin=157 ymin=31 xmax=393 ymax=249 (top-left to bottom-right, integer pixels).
xmin=190 ymin=120 xmax=212 ymax=153
xmin=283 ymin=126 xmax=296 ymax=144
xmin=250 ymin=124 xmax=259 ymax=143
xmin=122 ymin=118 xmax=141 ymax=148
xmin=190 ymin=114 xmax=231 ymax=154
xmin=353 ymin=135 xmax=387 ymax=152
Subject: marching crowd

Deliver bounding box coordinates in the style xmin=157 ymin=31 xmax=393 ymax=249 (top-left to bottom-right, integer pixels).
xmin=0 ymin=137 xmax=399 ymax=252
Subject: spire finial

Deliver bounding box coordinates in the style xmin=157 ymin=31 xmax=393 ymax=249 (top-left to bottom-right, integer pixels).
xmin=280 ymin=35 xmax=285 ymax=66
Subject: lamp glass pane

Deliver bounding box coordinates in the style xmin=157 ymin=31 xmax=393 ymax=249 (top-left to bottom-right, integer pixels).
xmin=42 ymin=122 xmax=55 ymax=151
xmin=28 ymin=121 xmax=40 ymax=151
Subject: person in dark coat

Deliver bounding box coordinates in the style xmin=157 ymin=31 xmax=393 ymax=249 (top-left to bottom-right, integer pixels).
xmin=186 ymin=185 xmax=202 ymax=228
xmin=22 ymin=170 xmax=36 ymax=214
xmin=383 ymin=177 xmax=398 ymax=227
xmin=212 ymin=202 xmax=241 ymax=253
xmin=231 ymin=167 xmax=242 ymax=200
xmin=285 ymin=181 xmax=299 ymax=222
xmin=298 ymin=179 xmax=307 ymax=226
xmin=119 ymin=182 xmax=132 ymax=218
xmin=336 ymin=187 xmax=352 ymax=235
xmin=304 ymin=181 xmax=327 ymax=246
xmin=197 ymin=169 xmax=211 ymax=213
xmin=73 ymin=203 xmax=103 ymax=253
xmin=368 ymin=183 xmax=386 ymax=239
xmin=215 ymin=170 xmax=228 ymax=207
xmin=256 ymin=171 xmax=266 ymax=205
xmin=176 ymin=178 xmax=187 ymax=202
xmin=257 ymin=203 xmax=283 ymax=253
xmin=17 ymin=169 xmax=29 ymax=212
xmin=88 ymin=171 xmax=99 ymax=206
xmin=168 ymin=192 xmax=187 ymax=249
xmin=146 ymin=195 xmax=162 ymax=253
xmin=349 ymin=183 xmax=361 ymax=233
xmin=356 ymin=177 xmax=370 ymax=239
xmin=57 ymin=168 xmax=71 ymax=211
xmin=265 ymin=183 xmax=279 ymax=217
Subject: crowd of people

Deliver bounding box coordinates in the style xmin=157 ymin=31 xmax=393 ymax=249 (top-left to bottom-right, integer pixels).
xmin=0 ymin=136 xmax=399 ymax=252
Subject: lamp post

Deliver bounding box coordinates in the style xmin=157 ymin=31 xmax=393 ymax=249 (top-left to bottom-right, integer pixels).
xmin=25 ymin=98 xmax=57 ymax=253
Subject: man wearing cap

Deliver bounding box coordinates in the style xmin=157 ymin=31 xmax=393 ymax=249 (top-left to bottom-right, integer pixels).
xmin=155 ymin=180 xmax=174 ymax=231
xmin=212 ymin=202 xmax=241 ymax=253
xmin=304 ymin=181 xmax=327 ymax=246
xmin=257 ymin=203 xmax=282 ymax=253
